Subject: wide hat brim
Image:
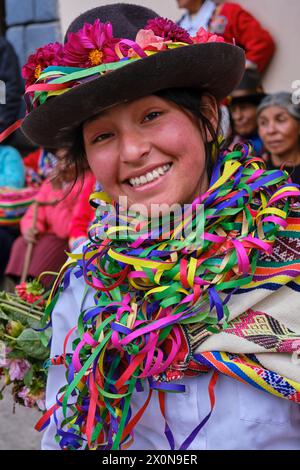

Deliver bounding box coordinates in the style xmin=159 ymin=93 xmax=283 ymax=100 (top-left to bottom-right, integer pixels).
xmin=21 ymin=42 xmax=245 ymax=148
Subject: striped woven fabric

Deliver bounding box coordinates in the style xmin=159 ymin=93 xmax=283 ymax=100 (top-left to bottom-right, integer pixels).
xmin=0 ymin=187 xmax=38 ymax=225
xmin=194 ymin=351 xmax=300 ymax=402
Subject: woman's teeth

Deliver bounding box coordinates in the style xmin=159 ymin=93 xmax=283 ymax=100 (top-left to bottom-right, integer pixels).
xmin=129 ymin=164 xmax=171 ymax=188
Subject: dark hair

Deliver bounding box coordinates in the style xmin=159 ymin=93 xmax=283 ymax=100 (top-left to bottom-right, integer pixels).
xmin=155 ymin=88 xmax=221 ymax=178
xmin=61 ymin=88 xmax=221 ymax=182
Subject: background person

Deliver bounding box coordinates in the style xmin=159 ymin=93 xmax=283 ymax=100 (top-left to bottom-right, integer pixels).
xmin=257 ymin=92 xmax=300 ymax=184
xmin=228 ymin=69 xmax=266 ymax=154
xmin=5 ymin=159 xmax=86 ymax=289
xmin=0 ymin=145 xmax=25 ymax=284
xmin=177 ymin=0 xmax=275 ymax=73
xmin=0 ymin=37 xmax=23 ymax=134
xmin=0 ymin=144 xmax=25 ymax=189
xmin=68 ymin=172 xmax=96 ymax=251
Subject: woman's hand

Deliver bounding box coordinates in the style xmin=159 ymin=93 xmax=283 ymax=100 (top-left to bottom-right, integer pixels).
xmin=24 ymin=227 xmax=38 ymax=244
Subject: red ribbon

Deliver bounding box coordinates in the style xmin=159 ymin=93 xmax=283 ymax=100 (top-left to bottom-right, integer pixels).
xmin=0 ymin=119 xmax=22 ymax=143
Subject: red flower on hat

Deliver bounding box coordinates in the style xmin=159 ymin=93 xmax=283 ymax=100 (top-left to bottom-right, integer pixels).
xmin=64 ymin=19 xmax=120 ymax=68
xmin=145 ymin=17 xmax=193 ymax=44
xmin=22 ymin=42 xmax=65 ymax=87
xmin=193 ymin=27 xmax=225 ymax=44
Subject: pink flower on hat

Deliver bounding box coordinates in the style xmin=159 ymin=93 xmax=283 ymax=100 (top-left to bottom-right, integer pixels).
xmin=134 ymin=29 xmax=169 ymax=52
xmin=22 ymin=42 xmax=65 ymax=87
xmin=145 ymin=17 xmax=193 ymax=44
xmin=193 ymin=27 xmax=225 ymax=44
xmin=64 ymin=19 xmax=119 ymax=68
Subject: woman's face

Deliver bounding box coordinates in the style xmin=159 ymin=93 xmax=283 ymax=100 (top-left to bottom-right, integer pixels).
xmin=258 ymin=106 xmax=300 ymax=157
xmin=230 ymin=102 xmax=258 ymax=137
xmin=83 ymin=95 xmax=209 ymax=212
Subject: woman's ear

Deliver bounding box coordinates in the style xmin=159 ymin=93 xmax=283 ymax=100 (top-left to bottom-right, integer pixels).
xmin=199 ymin=94 xmax=219 ymax=143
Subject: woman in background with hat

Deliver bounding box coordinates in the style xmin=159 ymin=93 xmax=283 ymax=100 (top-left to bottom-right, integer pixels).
xmin=228 ymin=69 xmax=266 ymax=155
xmin=17 ymin=4 xmax=300 ymax=450
xmin=258 ymin=92 xmax=300 ymax=185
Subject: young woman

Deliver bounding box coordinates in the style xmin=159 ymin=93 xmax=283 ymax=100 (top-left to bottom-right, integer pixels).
xmin=15 ymin=4 xmax=300 ymax=450
xmin=257 ymin=92 xmax=300 ymax=185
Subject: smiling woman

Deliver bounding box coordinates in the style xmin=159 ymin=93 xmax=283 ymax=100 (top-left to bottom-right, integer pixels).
xmin=14 ymin=3 xmax=300 ymax=451
xmin=82 ymin=94 xmax=211 ymax=209
xmin=64 ymin=88 xmax=218 ymax=212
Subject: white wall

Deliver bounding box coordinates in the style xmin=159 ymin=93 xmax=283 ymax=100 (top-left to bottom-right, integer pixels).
xmin=58 ymin=0 xmax=300 ymax=93
xmin=58 ymin=0 xmax=179 ymax=32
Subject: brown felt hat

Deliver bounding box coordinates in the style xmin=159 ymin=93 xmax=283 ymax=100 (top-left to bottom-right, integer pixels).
xmin=21 ymin=3 xmax=245 ymax=148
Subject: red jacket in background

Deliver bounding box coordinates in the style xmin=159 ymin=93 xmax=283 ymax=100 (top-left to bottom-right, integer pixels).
xmin=210 ymin=3 xmax=275 ymax=73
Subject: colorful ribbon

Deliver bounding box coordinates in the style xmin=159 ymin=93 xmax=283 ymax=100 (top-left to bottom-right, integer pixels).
xmin=36 ymin=146 xmax=300 ymax=450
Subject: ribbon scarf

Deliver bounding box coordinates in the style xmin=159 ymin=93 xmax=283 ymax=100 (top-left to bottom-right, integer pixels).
xmin=36 ymin=146 xmax=300 ymax=450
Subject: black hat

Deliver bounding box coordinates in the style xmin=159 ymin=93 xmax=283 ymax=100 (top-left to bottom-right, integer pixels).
xmin=229 ymin=69 xmax=266 ymax=107
xmin=21 ymin=3 xmax=245 ymax=148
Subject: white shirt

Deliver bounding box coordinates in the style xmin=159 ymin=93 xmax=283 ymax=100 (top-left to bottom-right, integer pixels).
xmin=178 ymin=0 xmax=216 ymax=36
xmin=42 ymin=267 xmax=300 ymax=450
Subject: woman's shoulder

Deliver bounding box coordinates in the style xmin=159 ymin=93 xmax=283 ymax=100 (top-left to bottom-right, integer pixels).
xmin=219 ymin=2 xmax=246 ymax=19
xmin=60 ymin=176 xmax=92 ymax=203
xmin=35 ymin=178 xmax=60 ymax=201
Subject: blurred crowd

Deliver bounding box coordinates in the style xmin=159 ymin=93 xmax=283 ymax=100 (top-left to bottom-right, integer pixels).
xmin=0 ymin=0 xmax=299 ymax=291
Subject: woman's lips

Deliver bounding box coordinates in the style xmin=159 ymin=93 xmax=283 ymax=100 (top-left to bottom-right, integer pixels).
xmin=125 ymin=163 xmax=173 ymax=192
xmin=266 ymin=141 xmax=283 ymax=147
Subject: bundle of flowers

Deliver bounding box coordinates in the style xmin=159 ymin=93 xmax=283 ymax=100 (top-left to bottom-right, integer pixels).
xmin=0 ymin=280 xmax=50 ymax=411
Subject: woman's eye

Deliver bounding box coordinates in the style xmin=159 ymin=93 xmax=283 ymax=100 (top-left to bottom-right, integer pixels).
xmin=93 ymin=132 xmax=113 ymax=143
xmin=143 ymin=111 xmax=162 ymax=122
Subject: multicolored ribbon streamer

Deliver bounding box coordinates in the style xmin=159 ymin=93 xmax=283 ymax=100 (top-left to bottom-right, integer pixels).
xmin=24 ymin=41 xmax=189 ymax=113
xmin=36 ymin=146 xmax=300 ymax=450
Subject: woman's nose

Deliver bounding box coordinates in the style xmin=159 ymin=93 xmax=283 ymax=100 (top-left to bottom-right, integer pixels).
xmin=120 ymin=128 xmax=151 ymax=163
xmin=265 ymin=121 xmax=277 ymax=134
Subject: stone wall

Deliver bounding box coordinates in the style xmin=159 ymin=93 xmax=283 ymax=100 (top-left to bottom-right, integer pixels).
xmin=5 ymin=0 xmax=61 ymax=68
